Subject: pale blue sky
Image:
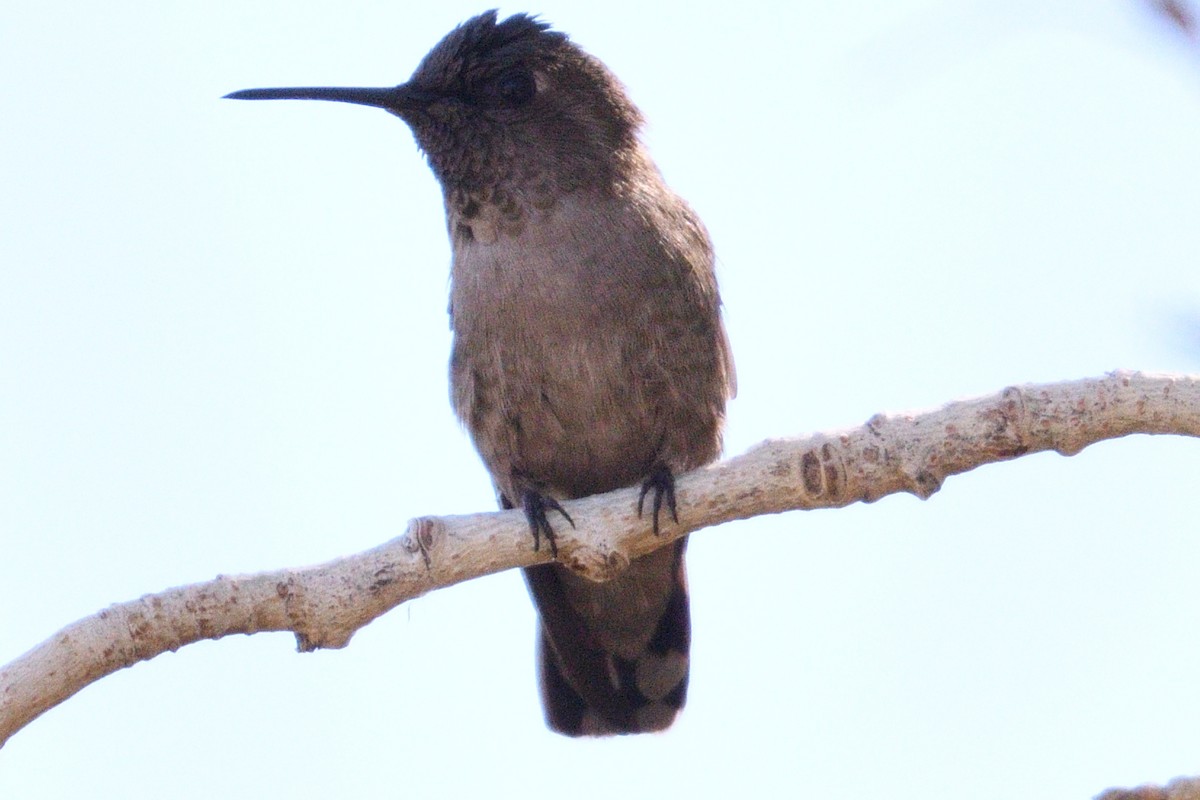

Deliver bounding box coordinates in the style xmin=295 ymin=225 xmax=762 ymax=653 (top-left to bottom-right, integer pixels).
xmin=3 ymin=2 xmax=1200 ymax=798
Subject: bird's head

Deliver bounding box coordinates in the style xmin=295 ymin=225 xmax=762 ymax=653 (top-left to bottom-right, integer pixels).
xmin=225 ymin=11 xmax=645 ymax=193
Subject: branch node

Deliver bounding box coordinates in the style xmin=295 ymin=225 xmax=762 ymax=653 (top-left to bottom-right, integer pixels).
xmin=798 ymin=440 xmax=848 ymax=505
xmin=557 ymin=542 xmax=624 ymax=583
xmin=909 ymin=469 xmax=944 ymax=499
xmin=604 ymin=548 xmax=631 ymax=577
xmin=404 ymin=517 xmax=437 ymax=570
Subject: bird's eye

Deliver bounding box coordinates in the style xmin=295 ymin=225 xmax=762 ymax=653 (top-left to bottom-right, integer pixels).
xmin=494 ymin=69 xmax=536 ymax=107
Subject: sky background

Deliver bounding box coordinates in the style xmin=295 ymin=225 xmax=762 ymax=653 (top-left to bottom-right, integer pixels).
xmin=3 ymin=1 xmax=1200 ymax=797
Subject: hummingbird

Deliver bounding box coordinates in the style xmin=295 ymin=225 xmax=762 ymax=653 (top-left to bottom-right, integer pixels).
xmin=226 ymin=10 xmax=734 ymax=736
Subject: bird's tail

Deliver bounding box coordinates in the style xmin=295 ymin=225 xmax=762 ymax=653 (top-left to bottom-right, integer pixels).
xmin=522 ymin=537 xmax=690 ymax=736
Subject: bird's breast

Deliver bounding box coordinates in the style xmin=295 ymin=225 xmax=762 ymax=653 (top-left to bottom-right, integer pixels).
xmin=445 ymin=192 xmax=673 ymax=497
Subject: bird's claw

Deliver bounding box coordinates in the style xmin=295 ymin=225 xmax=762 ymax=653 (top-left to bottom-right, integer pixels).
xmin=522 ymin=489 xmax=574 ymax=557
xmin=638 ymin=463 xmax=678 ymax=536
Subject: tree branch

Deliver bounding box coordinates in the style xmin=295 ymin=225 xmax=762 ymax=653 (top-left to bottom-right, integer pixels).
xmin=2 ymin=370 xmax=1198 ymax=746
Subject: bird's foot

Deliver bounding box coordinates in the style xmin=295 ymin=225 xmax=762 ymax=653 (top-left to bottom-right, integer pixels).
xmin=521 ymin=489 xmax=574 ymax=558
xmin=638 ymin=462 xmax=678 ymax=536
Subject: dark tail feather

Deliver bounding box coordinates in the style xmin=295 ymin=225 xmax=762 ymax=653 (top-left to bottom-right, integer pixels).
xmin=523 ymin=538 xmax=690 ymax=736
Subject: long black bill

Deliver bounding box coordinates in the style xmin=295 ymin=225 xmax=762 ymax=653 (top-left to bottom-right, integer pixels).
xmin=223 ymin=85 xmax=432 ymax=114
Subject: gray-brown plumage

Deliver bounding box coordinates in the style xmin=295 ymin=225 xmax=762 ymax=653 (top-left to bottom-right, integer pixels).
xmin=226 ymin=11 xmax=734 ymax=736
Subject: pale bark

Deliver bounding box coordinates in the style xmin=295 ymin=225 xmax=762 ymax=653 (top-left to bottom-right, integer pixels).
xmin=2 ymin=370 xmax=1198 ymax=747
xmin=1097 ymin=774 xmax=1200 ymax=800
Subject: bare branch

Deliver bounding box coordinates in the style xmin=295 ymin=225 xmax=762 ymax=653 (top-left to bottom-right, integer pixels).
xmin=1097 ymin=773 xmax=1200 ymax=799
xmin=2 ymin=370 xmax=1198 ymax=746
